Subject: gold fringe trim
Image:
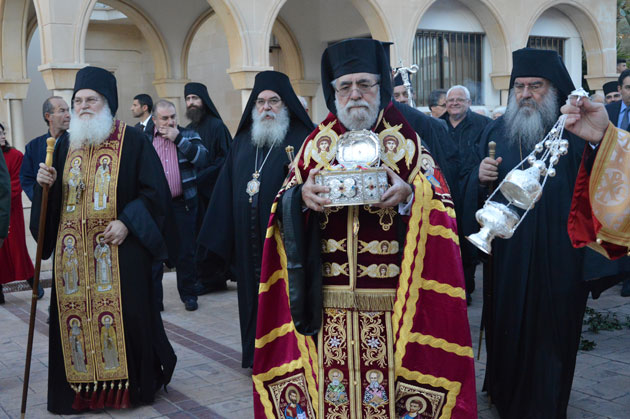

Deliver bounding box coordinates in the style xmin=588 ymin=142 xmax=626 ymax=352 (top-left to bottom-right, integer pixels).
xmin=323 ymin=289 xmax=396 ymax=311
xmin=427 ymin=225 xmax=459 ymax=245
xmin=407 ymin=332 xmax=473 ymax=358
xmin=420 ymin=279 xmax=466 ymax=300
xmin=255 ymin=322 xmax=293 ymax=348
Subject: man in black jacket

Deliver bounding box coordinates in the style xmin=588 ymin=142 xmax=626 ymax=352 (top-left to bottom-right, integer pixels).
xmin=441 ymin=84 xmax=491 ymax=301
xmin=184 ymin=82 xmax=232 ymax=293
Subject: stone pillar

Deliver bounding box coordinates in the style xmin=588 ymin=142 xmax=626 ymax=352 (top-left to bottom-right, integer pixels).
xmin=227 ymin=67 xmax=273 ymax=111
xmin=292 ymin=79 xmax=320 ymax=119
xmin=153 ymin=78 xmax=190 ymax=121
xmin=39 ymin=63 xmax=84 ymax=106
xmin=0 ymin=79 xmax=31 ymax=152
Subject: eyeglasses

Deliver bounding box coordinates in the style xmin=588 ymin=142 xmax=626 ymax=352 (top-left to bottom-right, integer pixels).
xmin=335 ymin=81 xmax=379 ymax=97
xmin=513 ymin=82 xmax=545 ymax=93
xmin=255 ymin=98 xmax=282 ymax=108
xmin=73 ymin=97 xmax=101 ymax=107
xmin=446 ymin=97 xmax=469 ymax=104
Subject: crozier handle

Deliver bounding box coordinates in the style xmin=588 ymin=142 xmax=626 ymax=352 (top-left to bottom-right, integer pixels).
xmin=45 ymin=137 xmax=55 ymax=167
xmin=488 ymin=141 xmax=496 ymax=160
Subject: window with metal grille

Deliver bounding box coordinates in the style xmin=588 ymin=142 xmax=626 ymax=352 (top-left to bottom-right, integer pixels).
xmin=527 ymin=36 xmax=565 ymax=59
xmin=412 ymin=30 xmax=484 ymax=106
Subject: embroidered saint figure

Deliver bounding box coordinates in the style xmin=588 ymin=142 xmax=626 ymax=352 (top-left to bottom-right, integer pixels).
xmin=94 ymin=235 xmax=112 ymax=292
xmin=363 ymin=370 xmax=388 ymax=407
xmin=284 ymin=386 xmax=307 ymax=419
xmin=69 ymin=319 xmax=87 ymax=373
xmin=101 ymin=315 xmax=119 ymax=370
xmin=94 ymin=156 xmax=111 ymax=210
xmin=62 ymin=236 xmax=79 ymax=294
xmin=325 ymin=369 xmax=349 ymax=406
xmin=66 ymin=157 xmax=85 ymax=212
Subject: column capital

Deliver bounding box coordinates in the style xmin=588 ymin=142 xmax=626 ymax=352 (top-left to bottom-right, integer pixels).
xmin=584 ymin=75 xmax=618 ymax=91
xmin=291 ymin=80 xmax=320 ymax=97
xmin=152 ymin=78 xmax=190 ymax=98
xmin=226 ymin=67 xmax=273 ymax=90
xmin=490 ymin=73 xmax=511 ymax=91
xmin=38 ymin=63 xmax=85 ymax=91
xmin=0 ymin=79 xmax=31 ymax=99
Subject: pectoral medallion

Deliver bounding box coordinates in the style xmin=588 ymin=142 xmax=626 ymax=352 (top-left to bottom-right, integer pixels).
xmin=247 ymin=172 xmax=261 ymax=203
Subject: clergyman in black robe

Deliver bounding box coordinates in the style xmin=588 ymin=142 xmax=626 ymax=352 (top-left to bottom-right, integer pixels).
xmin=184 ymin=82 xmax=233 ymax=292
xmin=32 ymin=67 xmax=176 ymax=414
xmin=198 ymin=71 xmax=313 ymax=368
xmin=460 ymin=48 xmax=594 ymax=418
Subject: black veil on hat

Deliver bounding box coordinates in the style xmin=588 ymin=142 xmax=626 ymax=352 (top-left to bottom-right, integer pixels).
xmin=603 ymin=81 xmax=619 ymax=96
xmin=320 ymin=38 xmax=392 ymax=115
xmin=72 ymin=66 xmax=118 ymax=115
xmin=509 ymin=48 xmax=575 ymax=102
xmin=184 ymin=82 xmax=223 ymax=121
xmin=235 ymin=70 xmax=314 ymax=137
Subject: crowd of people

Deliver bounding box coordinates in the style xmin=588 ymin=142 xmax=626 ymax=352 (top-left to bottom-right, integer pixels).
xmin=0 ymin=39 xmax=628 ymax=418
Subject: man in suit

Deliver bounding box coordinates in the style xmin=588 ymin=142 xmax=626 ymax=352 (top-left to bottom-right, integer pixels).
xmin=605 ymin=69 xmax=630 ymax=128
xmin=130 ymin=93 xmax=154 ymax=136
xmin=603 ymin=68 xmax=630 ymax=297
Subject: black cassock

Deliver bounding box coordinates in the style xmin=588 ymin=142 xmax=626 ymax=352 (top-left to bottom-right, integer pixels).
xmin=187 ymin=114 xmax=232 ymax=205
xmin=461 ymin=117 xmax=589 ymax=418
xmin=31 ymin=126 xmax=177 ymax=414
xmin=198 ymin=119 xmax=312 ymax=368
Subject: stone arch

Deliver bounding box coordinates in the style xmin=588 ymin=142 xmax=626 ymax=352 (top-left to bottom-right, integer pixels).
xmin=409 ymin=0 xmax=511 ymax=85
xmin=206 ymin=0 xmax=252 ymax=70
xmin=349 ymin=0 xmax=392 ymax=42
xmin=0 ymin=0 xmax=30 ymax=79
xmin=524 ymin=2 xmax=607 ymax=76
xmin=271 ymin=16 xmax=304 ymax=82
xmin=76 ymin=0 xmax=171 ymax=80
xmin=181 ymin=8 xmax=215 ymax=80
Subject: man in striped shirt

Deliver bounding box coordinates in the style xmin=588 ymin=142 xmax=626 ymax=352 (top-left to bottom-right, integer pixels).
xmin=151 ymin=99 xmax=210 ymax=311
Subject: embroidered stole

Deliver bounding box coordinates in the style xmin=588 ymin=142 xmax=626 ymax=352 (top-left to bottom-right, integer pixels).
xmin=54 ymin=121 xmax=130 ymax=408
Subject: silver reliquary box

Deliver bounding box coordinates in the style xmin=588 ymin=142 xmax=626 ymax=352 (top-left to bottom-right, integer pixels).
xmin=315 ymin=130 xmax=389 ymax=206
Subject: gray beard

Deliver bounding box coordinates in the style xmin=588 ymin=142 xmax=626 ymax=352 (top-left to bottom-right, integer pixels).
xmin=250 ymin=105 xmax=290 ymax=148
xmin=335 ymin=91 xmax=381 ymax=131
xmin=504 ymin=87 xmax=558 ymax=151
xmin=69 ymin=106 xmax=114 ymax=149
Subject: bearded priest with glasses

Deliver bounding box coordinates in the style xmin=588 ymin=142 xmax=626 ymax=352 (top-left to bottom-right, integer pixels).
xmin=252 ymin=38 xmax=476 ymax=419
xmin=198 ymin=71 xmax=313 ymax=369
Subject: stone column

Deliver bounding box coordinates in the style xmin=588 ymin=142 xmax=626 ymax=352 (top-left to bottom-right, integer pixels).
xmin=39 ymin=63 xmax=84 ymax=106
xmin=153 ymin=78 xmax=191 ymax=122
xmin=227 ymin=67 xmax=273 ymax=111
xmin=0 ymin=80 xmax=31 ymax=152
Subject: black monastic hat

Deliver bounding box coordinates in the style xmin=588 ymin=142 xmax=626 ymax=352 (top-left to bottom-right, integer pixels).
xmin=235 ymin=71 xmax=314 ymax=137
xmin=509 ymin=48 xmax=575 ymax=102
xmin=184 ymin=82 xmax=223 ymax=121
xmin=393 ymin=72 xmax=404 ymax=87
xmin=320 ymin=38 xmax=392 ymax=114
xmin=72 ymin=66 xmax=118 ymax=115
xmin=603 ymin=81 xmax=619 ymax=96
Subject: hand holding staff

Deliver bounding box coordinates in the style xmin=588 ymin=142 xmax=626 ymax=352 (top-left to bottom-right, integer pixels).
xmin=21 ymin=137 xmax=55 ymax=418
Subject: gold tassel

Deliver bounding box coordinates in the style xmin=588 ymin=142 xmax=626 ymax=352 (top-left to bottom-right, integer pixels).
xmin=323 ymin=289 xmax=396 ymax=311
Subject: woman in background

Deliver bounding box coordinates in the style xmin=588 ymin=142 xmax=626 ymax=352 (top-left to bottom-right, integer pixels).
xmin=0 ymin=123 xmax=41 ymax=303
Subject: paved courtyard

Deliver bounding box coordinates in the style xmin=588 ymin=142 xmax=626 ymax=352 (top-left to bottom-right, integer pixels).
xmin=0 ymin=269 xmax=628 ymax=418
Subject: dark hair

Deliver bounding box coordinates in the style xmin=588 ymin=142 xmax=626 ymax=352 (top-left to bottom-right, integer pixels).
xmin=0 ymin=122 xmax=12 ymax=152
xmin=42 ymin=96 xmax=64 ymax=125
xmin=133 ymin=94 xmax=153 ymax=113
xmin=618 ymin=57 xmax=627 ymax=65
xmin=618 ymin=69 xmax=630 ymax=87
xmin=428 ymin=89 xmax=447 ymax=108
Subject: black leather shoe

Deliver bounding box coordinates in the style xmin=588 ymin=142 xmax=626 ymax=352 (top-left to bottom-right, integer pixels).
xmin=184 ymin=299 xmax=198 ymax=311
xmin=621 ymin=279 xmax=630 ymax=297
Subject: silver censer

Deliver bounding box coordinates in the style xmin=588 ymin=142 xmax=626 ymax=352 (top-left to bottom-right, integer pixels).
xmin=467 ymin=88 xmax=589 ymax=255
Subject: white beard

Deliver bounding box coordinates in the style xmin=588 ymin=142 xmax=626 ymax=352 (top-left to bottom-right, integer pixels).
xmin=504 ymin=87 xmax=558 ymax=151
xmin=335 ymin=90 xmax=381 ymax=131
xmin=69 ymin=106 xmax=114 ymax=149
xmin=250 ymin=105 xmax=290 ymax=148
